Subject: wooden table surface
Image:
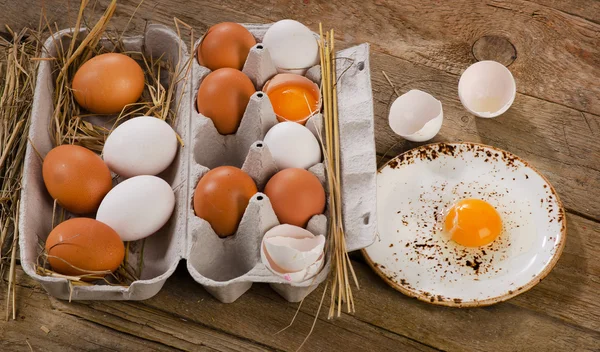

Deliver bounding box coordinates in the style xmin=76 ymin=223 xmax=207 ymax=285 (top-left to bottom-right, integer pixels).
xmin=1 ymin=1 xmax=600 ymax=351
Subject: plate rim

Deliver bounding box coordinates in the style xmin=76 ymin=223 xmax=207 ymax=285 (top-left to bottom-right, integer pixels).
xmin=362 ymin=142 xmax=567 ymax=308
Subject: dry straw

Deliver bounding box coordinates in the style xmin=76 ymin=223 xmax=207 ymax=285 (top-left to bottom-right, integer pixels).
xmin=318 ymin=24 xmax=359 ymax=320
xmin=30 ymin=0 xmax=193 ymax=290
xmin=0 ymin=25 xmax=40 ymax=320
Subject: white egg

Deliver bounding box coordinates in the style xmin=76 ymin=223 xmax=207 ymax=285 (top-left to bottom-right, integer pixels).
xmin=264 ymin=122 xmax=322 ymax=170
xmin=262 ymin=20 xmax=319 ymax=75
xmin=458 ymin=60 xmax=516 ymax=118
xmin=103 ymin=116 xmax=178 ymax=178
xmin=96 ymin=175 xmax=175 ymax=241
xmin=388 ymin=89 xmax=443 ymax=142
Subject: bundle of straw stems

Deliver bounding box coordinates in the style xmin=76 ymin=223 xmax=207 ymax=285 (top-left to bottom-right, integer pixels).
xmin=318 ymin=24 xmax=359 ymax=319
xmin=0 ymin=26 xmax=40 ymax=320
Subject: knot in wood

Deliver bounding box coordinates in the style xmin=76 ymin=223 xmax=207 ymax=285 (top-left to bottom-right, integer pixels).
xmin=472 ymin=35 xmax=517 ymax=66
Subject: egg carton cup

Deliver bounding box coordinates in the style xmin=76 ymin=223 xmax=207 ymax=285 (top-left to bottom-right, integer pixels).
xmin=19 ymin=23 xmax=377 ymax=303
xmin=187 ymin=24 xmax=376 ymax=303
xmin=19 ymin=24 xmax=191 ymax=301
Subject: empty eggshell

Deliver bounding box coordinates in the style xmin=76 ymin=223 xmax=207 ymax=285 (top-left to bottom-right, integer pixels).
xmin=262 ymin=20 xmax=319 ymax=75
xmin=263 ymin=122 xmax=322 ymax=170
xmin=388 ymin=89 xmax=443 ymax=142
xmin=458 ymin=60 xmax=516 ymax=118
xmin=103 ymin=116 xmax=178 ymax=178
xmin=96 ymin=175 xmax=175 ymax=241
xmin=261 ymin=224 xmax=325 ymax=282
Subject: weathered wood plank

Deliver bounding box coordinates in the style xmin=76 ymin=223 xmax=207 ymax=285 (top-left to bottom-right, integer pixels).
xmin=0 ymin=1 xmax=599 ymax=351
xmin=11 ymin=211 xmax=590 ymax=352
xmin=1 ymin=271 xmax=273 ymax=351
xmin=2 ymin=0 xmax=599 ymax=115
xmin=2 ymin=0 xmax=598 ymax=219
xmin=528 ymin=0 xmax=600 ymax=24
xmin=6 ymin=266 xmax=436 ymax=352
xmin=0 ymin=277 xmax=180 ymax=351
xmin=368 ymin=49 xmax=600 ymax=220
xmin=137 ymin=0 xmax=600 ymax=116
xmin=54 ymin=212 xmax=600 ymax=352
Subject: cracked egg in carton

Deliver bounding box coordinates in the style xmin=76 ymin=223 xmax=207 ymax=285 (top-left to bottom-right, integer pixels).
xmin=19 ymin=22 xmax=377 ymax=303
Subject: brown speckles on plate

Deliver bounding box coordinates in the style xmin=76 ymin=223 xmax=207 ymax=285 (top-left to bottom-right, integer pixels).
xmin=365 ymin=142 xmax=567 ymax=308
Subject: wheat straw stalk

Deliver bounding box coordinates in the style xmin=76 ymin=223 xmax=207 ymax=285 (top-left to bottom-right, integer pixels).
xmin=316 ymin=24 xmax=358 ymax=320
xmin=33 ymin=1 xmax=193 ymax=288
xmin=0 ymin=25 xmax=38 ymax=320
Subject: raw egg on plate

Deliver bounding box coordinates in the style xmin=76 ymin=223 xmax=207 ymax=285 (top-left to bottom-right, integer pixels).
xmin=363 ymin=143 xmax=566 ymax=307
xmin=443 ymin=198 xmax=502 ymax=247
xmin=196 ymin=68 xmax=256 ymax=135
xmin=72 ymin=53 xmax=145 ymax=114
xmin=197 ymin=22 xmax=257 ymax=71
xmin=263 ymin=73 xmax=320 ymax=125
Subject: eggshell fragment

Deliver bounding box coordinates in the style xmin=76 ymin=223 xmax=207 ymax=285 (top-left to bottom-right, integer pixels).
xmin=103 ymin=116 xmax=178 ymax=178
xmin=96 ymin=175 xmax=175 ymax=241
xmin=458 ymin=60 xmax=516 ymax=118
xmin=261 ymin=224 xmax=325 ymax=282
xmin=262 ymin=20 xmax=319 ymax=75
xmin=263 ymin=122 xmax=321 ymax=170
xmin=388 ymin=89 xmax=443 ymax=142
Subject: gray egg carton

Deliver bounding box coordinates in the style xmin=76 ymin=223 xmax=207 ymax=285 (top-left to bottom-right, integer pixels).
xmin=19 ymin=23 xmax=376 ymax=303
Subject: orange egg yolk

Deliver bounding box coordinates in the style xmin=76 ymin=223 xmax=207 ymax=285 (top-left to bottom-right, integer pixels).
xmin=443 ymin=199 xmax=502 ymax=247
xmin=267 ymin=84 xmax=319 ymax=123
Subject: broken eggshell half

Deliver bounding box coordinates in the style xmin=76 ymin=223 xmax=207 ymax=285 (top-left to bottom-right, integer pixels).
xmin=261 ymin=224 xmax=325 ymax=282
xmin=458 ymin=60 xmax=516 ymax=118
xmin=388 ymin=89 xmax=443 ymax=142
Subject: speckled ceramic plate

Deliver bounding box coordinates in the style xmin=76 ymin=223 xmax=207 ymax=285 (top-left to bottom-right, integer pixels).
xmin=363 ymin=142 xmax=566 ymax=307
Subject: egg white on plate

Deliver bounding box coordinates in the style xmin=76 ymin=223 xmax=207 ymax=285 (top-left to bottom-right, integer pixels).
xmin=363 ymin=142 xmax=565 ymax=307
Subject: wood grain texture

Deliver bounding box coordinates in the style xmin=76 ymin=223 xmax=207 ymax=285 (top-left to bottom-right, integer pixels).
xmin=369 ymin=50 xmax=600 ymax=220
xmin=122 ymin=0 xmax=600 ymax=116
xmin=0 ymin=272 xmax=179 ymax=352
xmin=0 ymin=1 xmax=599 ymax=351
xmin=1 ymin=0 xmax=598 ymax=115
xmin=3 ymin=212 xmax=599 ymax=352
xmin=2 ymin=0 xmax=598 ymax=220
xmin=528 ymin=0 xmax=600 ymax=24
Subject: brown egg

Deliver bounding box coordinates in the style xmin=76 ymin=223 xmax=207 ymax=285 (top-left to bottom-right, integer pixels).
xmin=197 ymin=22 xmax=257 ymax=70
xmin=264 ymin=168 xmax=326 ymax=227
xmin=193 ymin=166 xmax=257 ymax=237
xmin=196 ymin=68 xmax=255 ymax=135
xmin=45 ymin=218 xmax=124 ymax=277
xmin=43 ymin=145 xmax=113 ymax=214
xmin=72 ymin=53 xmax=145 ymax=114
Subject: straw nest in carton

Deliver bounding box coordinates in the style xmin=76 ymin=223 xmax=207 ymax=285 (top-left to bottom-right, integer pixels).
xmin=31 ymin=0 xmax=193 ymax=292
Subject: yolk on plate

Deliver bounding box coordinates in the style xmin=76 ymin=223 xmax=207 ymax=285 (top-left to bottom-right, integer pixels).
xmin=267 ymin=84 xmax=319 ymax=123
xmin=444 ymin=198 xmax=502 ymax=247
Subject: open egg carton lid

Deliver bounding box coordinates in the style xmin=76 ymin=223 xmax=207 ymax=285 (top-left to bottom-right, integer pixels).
xmin=18 ymin=22 xmax=377 ymax=302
